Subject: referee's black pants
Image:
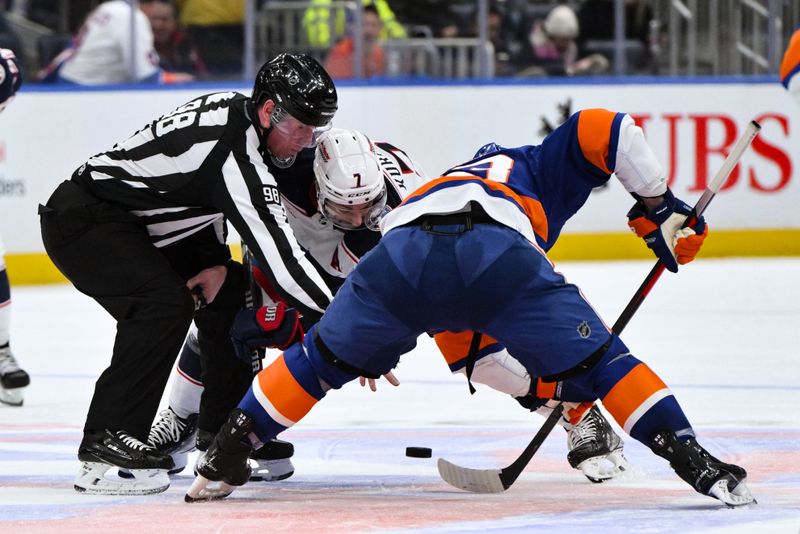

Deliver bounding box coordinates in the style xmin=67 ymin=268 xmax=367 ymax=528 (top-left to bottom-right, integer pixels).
xmin=40 ymin=180 xmax=250 ymax=441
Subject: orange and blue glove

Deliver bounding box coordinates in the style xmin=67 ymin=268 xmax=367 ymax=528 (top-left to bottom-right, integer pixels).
xmin=627 ymin=189 xmax=709 ymax=273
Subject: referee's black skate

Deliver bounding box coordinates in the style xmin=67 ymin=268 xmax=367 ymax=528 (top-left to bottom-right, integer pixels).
xmin=0 ymin=345 xmax=30 ymax=407
xmin=185 ymin=409 xmax=254 ymax=502
xmin=566 ymin=405 xmax=629 ymax=483
xmin=250 ymin=437 xmax=295 ymax=481
xmin=650 ymin=430 xmax=754 ymax=506
xmin=74 ymin=429 xmax=174 ymax=495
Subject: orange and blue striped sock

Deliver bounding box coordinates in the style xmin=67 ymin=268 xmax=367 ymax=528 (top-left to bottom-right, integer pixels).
xmin=238 ymin=342 xmax=326 ymax=443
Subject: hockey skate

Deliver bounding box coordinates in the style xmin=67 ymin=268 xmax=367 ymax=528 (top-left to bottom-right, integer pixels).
xmin=250 ymin=438 xmax=295 ymax=481
xmin=194 ymin=429 xmax=294 ymax=482
xmin=566 ymin=405 xmax=629 ymax=483
xmin=0 ymin=345 xmax=30 ymax=407
xmin=650 ymin=430 xmax=754 ymax=506
xmin=185 ymin=409 xmax=254 ymax=502
xmin=74 ymin=429 xmax=174 ymax=495
xmin=119 ymin=407 xmax=198 ymax=479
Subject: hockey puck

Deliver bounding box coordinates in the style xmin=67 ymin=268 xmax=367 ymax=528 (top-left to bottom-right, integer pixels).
xmin=405 ymin=446 xmax=432 ymax=458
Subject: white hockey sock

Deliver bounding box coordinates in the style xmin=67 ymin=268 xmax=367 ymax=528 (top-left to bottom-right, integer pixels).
xmin=169 ymin=365 xmax=204 ymax=419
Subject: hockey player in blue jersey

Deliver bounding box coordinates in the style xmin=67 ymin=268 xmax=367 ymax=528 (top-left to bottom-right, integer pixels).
xmin=152 ymin=128 xmax=627 ymax=485
xmin=190 ymin=108 xmax=753 ymax=506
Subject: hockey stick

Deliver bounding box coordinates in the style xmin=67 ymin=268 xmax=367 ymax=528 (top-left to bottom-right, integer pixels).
xmin=437 ymin=120 xmax=762 ymax=494
xmin=241 ymin=242 xmax=266 ymax=375
xmin=613 ymin=119 xmax=762 ymax=333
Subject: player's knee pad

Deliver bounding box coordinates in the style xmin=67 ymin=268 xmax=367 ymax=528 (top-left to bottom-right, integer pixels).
xmin=579 ymin=340 xmax=692 ymax=443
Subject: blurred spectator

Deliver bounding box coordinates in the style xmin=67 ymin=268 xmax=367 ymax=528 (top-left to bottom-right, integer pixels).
xmin=465 ymin=4 xmax=521 ymax=77
xmin=149 ymin=0 xmax=207 ymax=76
xmin=324 ymin=4 xmax=385 ymax=79
xmin=304 ymin=0 xmax=406 ymax=48
xmin=577 ymin=0 xmax=656 ymax=73
xmin=176 ymin=0 xmax=243 ymax=76
xmin=39 ymin=0 xmax=194 ymax=85
xmin=0 ymin=12 xmax=26 ymax=78
xmin=514 ymin=5 xmax=609 ymax=77
xmin=391 ymin=0 xmax=459 ymax=38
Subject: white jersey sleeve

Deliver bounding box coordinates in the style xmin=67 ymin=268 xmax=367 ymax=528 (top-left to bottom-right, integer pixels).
xmin=612 ymin=114 xmax=667 ymax=198
xmin=59 ymin=0 xmax=160 ymax=84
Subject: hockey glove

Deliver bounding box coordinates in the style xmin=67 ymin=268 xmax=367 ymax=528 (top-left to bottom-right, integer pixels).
xmin=230 ymin=303 xmax=304 ymax=363
xmin=627 ymin=189 xmax=708 ymax=273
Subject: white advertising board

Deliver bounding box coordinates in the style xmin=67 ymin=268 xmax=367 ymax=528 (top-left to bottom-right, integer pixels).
xmin=0 ymin=81 xmax=797 ymax=255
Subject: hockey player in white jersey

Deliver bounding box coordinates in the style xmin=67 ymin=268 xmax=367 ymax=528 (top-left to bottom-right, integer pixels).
xmin=145 ymin=128 xmax=427 ymax=481
xmin=0 ymin=48 xmax=30 ymax=407
xmin=42 ymin=0 xmax=186 ymax=85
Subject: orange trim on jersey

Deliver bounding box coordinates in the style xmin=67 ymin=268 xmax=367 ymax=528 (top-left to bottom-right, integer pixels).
xmin=535 ymin=378 xmax=557 ymax=399
xmin=576 ymin=109 xmax=617 ymax=175
xmin=434 ymin=330 xmax=500 ymax=365
xmin=400 ymin=175 xmax=549 ymax=241
xmin=257 ymin=354 xmax=319 ymax=423
xmin=781 ymin=29 xmax=800 ymax=81
xmin=564 ymin=401 xmax=593 ymax=426
xmin=601 ymin=363 xmax=668 ymax=428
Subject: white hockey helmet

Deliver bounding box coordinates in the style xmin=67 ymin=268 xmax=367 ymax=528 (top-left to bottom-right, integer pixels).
xmin=313 ymin=128 xmax=388 ymax=230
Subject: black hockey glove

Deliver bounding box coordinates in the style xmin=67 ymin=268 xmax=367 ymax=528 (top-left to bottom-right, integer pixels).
xmin=230 ymin=303 xmax=304 ymax=363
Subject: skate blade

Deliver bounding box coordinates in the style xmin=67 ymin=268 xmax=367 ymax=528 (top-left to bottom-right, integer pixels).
xmin=578 ymin=449 xmax=629 ymax=483
xmin=119 ymin=450 xmax=189 ymax=479
xmin=0 ymin=387 xmax=25 ymax=406
xmin=708 ymin=478 xmax=757 ymax=507
xmin=74 ymin=462 xmax=170 ymax=495
xmin=184 ymin=474 xmax=235 ymax=502
xmin=249 ymin=458 xmax=294 ymax=482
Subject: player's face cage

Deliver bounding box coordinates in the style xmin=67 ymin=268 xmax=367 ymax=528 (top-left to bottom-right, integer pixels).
xmin=320 ymin=189 xmax=389 ymax=231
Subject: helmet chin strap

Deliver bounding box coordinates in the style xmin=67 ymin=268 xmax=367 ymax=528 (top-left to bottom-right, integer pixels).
xmin=256 ymin=121 xmax=295 ymax=167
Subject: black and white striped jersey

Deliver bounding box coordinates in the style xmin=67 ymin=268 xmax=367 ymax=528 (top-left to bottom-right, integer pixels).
xmin=72 ymin=91 xmax=332 ymax=319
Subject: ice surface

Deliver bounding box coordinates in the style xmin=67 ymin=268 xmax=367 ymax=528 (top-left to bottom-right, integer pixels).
xmin=1 ymin=259 xmax=798 ymax=533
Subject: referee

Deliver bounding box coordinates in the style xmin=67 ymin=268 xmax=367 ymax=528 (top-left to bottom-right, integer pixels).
xmin=39 ymin=53 xmax=337 ymax=495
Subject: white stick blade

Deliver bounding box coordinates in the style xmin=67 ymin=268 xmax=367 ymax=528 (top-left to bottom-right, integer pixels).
xmin=437 ymin=458 xmax=505 ymax=493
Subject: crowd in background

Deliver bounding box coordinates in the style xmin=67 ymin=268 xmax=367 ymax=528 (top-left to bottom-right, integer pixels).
xmin=0 ymin=0 xmax=798 ymax=85
xmin=0 ymin=0 xmax=791 ymax=84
